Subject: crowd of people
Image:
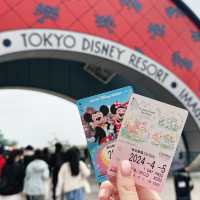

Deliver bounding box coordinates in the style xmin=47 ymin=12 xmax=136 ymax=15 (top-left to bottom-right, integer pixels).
xmin=0 ymin=142 xmax=164 ymax=200
xmin=0 ymin=143 xmax=91 ymax=200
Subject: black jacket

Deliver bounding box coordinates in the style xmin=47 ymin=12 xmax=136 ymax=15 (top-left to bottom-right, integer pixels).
xmin=0 ymin=162 xmax=25 ymax=195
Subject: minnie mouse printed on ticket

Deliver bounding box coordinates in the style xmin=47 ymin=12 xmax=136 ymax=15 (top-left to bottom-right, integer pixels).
xmin=77 ymin=86 xmax=133 ymax=183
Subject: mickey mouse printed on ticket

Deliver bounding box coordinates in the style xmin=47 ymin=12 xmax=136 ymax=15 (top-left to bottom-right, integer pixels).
xmin=77 ymin=86 xmax=133 ymax=183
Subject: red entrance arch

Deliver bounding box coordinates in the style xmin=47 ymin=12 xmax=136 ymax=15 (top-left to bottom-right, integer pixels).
xmin=0 ymin=0 xmax=199 ymax=129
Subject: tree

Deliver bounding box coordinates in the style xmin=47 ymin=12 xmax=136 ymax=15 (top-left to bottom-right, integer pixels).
xmin=0 ymin=130 xmax=17 ymax=147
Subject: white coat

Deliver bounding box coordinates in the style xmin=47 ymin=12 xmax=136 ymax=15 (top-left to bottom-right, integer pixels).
xmin=23 ymin=159 xmax=49 ymax=196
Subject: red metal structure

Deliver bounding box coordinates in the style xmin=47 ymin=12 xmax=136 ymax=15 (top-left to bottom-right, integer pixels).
xmin=0 ymin=0 xmax=199 ymax=148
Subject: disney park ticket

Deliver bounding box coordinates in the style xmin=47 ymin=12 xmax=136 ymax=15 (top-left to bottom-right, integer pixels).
xmin=77 ymin=86 xmax=133 ymax=183
xmin=108 ymin=94 xmax=188 ymax=191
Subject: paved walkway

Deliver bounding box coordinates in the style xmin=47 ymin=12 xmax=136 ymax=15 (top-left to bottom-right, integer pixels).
xmin=87 ymin=173 xmax=200 ymax=200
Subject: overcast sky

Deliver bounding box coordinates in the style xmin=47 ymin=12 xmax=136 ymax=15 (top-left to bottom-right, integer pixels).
xmin=0 ymin=89 xmax=86 ymax=148
xmin=183 ymin=0 xmax=200 ymax=17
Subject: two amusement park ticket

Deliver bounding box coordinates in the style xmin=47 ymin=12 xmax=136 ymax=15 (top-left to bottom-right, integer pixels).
xmin=77 ymin=88 xmax=188 ymax=191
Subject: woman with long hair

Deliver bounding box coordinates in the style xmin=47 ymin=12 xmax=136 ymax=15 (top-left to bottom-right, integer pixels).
xmin=56 ymin=146 xmax=90 ymax=200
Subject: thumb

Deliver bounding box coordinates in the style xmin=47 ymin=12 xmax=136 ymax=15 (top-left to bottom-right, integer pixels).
xmin=117 ymin=160 xmax=139 ymax=200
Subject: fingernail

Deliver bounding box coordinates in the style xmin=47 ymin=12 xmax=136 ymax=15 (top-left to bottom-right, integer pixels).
xmin=121 ymin=160 xmax=132 ymax=176
xmin=98 ymin=188 xmax=107 ymax=199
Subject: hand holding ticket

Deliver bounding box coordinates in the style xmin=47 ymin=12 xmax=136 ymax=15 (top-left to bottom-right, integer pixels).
xmin=99 ymin=160 xmax=161 ymax=200
xmin=77 ymin=86 xmax=133 ymax=183
xmin=108 ymin=94 xmax=188 ymax=191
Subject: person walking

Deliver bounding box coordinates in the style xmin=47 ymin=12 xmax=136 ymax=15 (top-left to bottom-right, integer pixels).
xmin=56 ymin=147 xmax=90 ymax=200
xmin=0 ymin=145 xmax=6 ymax=178
xmin=50 ymin=143 xmax=64 ymax=200
xmin=23 ymin=149 xmax=49 ymax=200
xmin=0 ymin=150 xmax=25 ymax=200
xmin=42 ymin=148 xmax=52 ymax=200
xmin=23 ymin=145 xmax=34 ymax=169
